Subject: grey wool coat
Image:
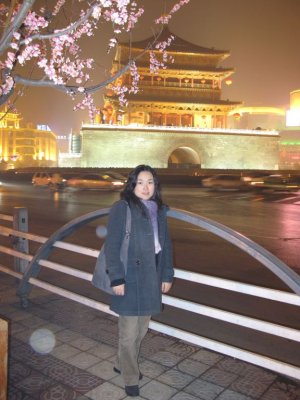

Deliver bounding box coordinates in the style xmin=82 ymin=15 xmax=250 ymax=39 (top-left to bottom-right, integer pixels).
xmin=105 ymin=199 xmax=174 ymax=316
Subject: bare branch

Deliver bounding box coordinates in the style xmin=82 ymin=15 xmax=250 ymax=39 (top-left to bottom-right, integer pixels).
xmin=13 ymin=61 xmax=133 ymax=95
xmin=0 ymin=0 xmax=36 ymax=55
xmin=0 ymin=87 xmax=14 ymax=106
xmin=19 ymin=6 xmax=94 ymax=45
xmin=9 ymin=28 xmax=161 ymax=95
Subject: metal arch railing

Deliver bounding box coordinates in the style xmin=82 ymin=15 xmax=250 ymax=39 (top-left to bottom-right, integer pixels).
xmin=0 ymin=206 xmax=299 ymax=379
xmin=167 ymin=208 xmax=300 ymax=296
xmin=17 ymin=207 xmax=110 ymax=301
xmin=17 ymin=207 xmax=300 ymax=301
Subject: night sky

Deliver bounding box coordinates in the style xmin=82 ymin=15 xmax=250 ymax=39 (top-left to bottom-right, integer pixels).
xmin=8 ymin=0 xmax=300 ymax=135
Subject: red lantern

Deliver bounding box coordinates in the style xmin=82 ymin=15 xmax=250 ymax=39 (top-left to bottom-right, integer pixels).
xmin=233 ymin=113 xmax=241 ymax=120
xmin=225 ymin=78 xmax=233 ymax=86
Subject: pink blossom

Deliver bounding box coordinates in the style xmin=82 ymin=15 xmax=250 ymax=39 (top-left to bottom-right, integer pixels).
xmin=0 ymin=0 xmax=189 ymax=120
xmin=74 ymin=93 xmax=96 ymax=120
xmin=24 ymin=11 xmax=48 ymax=32
xmin=100 ymin=0 xmax=112 ymax=7
xmin=53 ymin=0 xmax=66 ymax=16
xmin=108 ymin=38 xmax=117 ymax=51
xmin=155 ymin=0 xmax=190 ymax=24
xmin=37 ymin=58 xmax=47 ymax=68
xmin=92 ymin=6 xmax=102 ymax=20
xmin=13 ymin=32 xmax=21 ymax=40
xmin=1 ymin=76 xmax=14 ymax=95
xmin=10 ymin=43 xmax=19 ymax=50
xmin=5 ymin=52 xmax=16 ymax=69
xmin=17 ymin=44 xmax=41 ymax=65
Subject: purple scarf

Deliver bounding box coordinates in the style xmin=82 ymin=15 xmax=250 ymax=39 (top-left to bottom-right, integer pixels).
xmin=142 ymin=200 xmax=161 ymax=254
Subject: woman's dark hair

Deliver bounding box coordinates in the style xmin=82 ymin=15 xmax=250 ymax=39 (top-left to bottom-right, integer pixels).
xmin=121 ymin=165 xmax=163 ymax=208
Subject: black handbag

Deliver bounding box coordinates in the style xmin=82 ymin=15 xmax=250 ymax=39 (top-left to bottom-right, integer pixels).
xmin=92 ymin=205 xmax=131 ymax=294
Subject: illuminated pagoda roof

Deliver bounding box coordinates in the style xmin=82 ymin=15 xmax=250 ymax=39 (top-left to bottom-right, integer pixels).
xmin=104 ymin=26 xmax=242 ymax=129
xmin=126 ymin=26 xmax=229 ymax=57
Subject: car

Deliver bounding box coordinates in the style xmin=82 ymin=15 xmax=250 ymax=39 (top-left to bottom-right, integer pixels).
xmin=100 ymin=172 xmax=127 ymax=185
xmin=202 ymin=174 xmax=250 ymax=190
xmin=66 ymin=173 xmax=124 ymax=190
xmin=249 ymin=174 xmax=300 ymax=192
xmin=32 ymin=172 xmax=66 ymax=189
xmin=103 ymin=170 xmax=127 ymax=183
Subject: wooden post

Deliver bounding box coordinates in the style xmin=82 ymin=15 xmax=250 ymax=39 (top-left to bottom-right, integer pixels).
xmin=0 ymin=318 xmax=8 ymax=400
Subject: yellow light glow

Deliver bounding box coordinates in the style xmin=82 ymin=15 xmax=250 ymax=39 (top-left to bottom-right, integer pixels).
xmin=286 ymin=109 xmax=300 ymax=127
xmin=290 ymin=90 xmax=300 ymax=109
xmin=228 ymin=107 xmax=285 ymax=116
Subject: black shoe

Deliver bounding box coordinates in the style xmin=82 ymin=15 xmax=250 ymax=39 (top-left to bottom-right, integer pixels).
xmin=113 ymin=367 xmax=143 ymax=380
xmin=125 ymin=385 xmax=139 ymax=397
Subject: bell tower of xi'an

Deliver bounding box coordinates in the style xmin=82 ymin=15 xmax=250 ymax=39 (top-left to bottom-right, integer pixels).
xmin=74 ymin=27 xmax=279 ymax=170
xmin=103 ymin=26 xmax=242 ymax=128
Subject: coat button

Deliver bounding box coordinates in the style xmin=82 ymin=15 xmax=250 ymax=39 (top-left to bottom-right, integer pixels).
xmin=136 ymin=259 xmax=141 ymax=266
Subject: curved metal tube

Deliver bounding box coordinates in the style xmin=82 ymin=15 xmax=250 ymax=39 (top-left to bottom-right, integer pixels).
xmin=168 ymin=208 xmax=300 ymax=295
xmin=17 ymin=207 xmax=300 ymax=298
xmin=17 ymin=208 xmax=110 ymax=298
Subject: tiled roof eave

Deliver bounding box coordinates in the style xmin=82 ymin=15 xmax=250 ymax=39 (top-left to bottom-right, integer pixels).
xmin=113 ymin=61 xmax=234 ymax=74
xmin=106 ymin=95 xmax=242 ymax=107
xmin=118 ymin=26 xmax=230 ymax=56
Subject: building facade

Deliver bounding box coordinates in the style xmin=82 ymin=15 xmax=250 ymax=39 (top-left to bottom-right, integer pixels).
xmin=0 ymin=108 xmax=57 ymax=169
xmin=279 ymin=139 xmax=300 ymax=170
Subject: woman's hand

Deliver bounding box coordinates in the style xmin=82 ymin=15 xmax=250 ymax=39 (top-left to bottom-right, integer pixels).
xmin=161 ymin=282 xmax=172 ymax=293
xmin=112 ymin=284 xmax=125 ymax=296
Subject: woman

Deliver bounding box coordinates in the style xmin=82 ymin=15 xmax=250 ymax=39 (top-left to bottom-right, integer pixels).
xmin=105 ymin=164 xmax=174 ymax=397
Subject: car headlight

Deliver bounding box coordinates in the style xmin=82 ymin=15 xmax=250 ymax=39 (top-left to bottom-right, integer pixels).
xmin=250 ymin=181 xmax=263 ymax=185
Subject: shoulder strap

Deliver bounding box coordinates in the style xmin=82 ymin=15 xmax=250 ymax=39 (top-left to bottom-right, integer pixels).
xmin=120 ymin=205 xmax=131 ymax=274
xmin=125 ymin=204 xmax=131 ymax=235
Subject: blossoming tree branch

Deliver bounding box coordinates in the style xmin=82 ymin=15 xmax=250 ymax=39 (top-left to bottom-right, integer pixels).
xmin=0 ymin=0 xmax=189 ymax=119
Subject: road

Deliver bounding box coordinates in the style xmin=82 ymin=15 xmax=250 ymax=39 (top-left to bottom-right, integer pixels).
xmin=1 ymin=182 xmax=300 ymax=367
xmin=1 ymin=181 xmax=299 ymax=273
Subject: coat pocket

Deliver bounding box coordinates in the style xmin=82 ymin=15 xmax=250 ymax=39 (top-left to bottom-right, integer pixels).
xmin=125 ymin=260 xmax=139 ymax=283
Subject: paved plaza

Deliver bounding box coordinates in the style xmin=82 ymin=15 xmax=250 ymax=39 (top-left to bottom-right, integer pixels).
xmin=1 ymin=272 xmax=300 ymax=400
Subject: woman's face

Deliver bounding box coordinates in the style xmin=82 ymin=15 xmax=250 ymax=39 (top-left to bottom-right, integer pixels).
xmin=134 ymin=171 xmax=155 ymax=200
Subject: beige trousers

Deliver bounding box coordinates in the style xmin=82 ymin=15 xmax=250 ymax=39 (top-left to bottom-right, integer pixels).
xmin=116 ymin=315 xmax=151 ymax=386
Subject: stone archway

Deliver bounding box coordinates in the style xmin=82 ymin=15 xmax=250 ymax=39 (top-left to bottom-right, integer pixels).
xmin=168 ymin=146 xmax=201 ymax=168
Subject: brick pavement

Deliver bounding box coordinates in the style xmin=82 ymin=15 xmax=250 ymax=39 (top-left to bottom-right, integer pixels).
xmin=1 ymin=272 xmax=300 ymax=400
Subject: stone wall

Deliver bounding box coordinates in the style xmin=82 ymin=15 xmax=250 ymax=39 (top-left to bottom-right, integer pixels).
xmin=66 ymin=126 xmax=279 ymax=170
